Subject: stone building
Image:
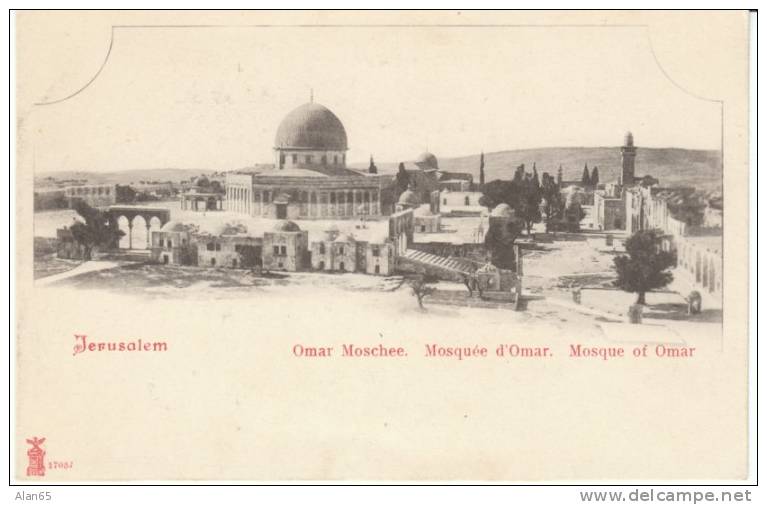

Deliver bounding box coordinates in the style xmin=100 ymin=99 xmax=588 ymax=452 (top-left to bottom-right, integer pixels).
xmin=195 ymin=224 xmax=261 ymax=269
xmin=413 ymin=205 xmax=441 ymax=233
xmin=475 ymin=261 xmax=521 ymax=293
xmin=485 ymin=203 xmax=524 ymax=270
xmin=439 ymin=189 xmax=485 ymax=216
xmin=225 ymin=100 xmax=385 ymax=219
xmin=594 ymin=192 xmax=625 ymax=231
xmin=311 ymin=232 xmax=360 ymax=273
xmin=151 ymin=221 xmax=198 ymax=265
xmin=622 ymin=183 xmax=723 ymax=304
xmin=180 ymin=188 xmax=224 ymax=212
xmin=387 ymin=208 xmax=414 ymax=257
xmin=55 ymin=227 xmax=87 ymax=259
xmin=363 ymin=238 xmax=396 ymax=276
xmin=704 ymin=197 xmax=723 ymax=228
xmin=395 ymin=187 xmax=421 ymax=213
xmin=675 ymin=235 xmax=722 ymax=300
xmin=262 ymin=220 xmax=310 ymax=271
xmin=311 ymin=228 xmax=397 ymax=275
xmin=64 ymin=184 xmax=117 ymax=208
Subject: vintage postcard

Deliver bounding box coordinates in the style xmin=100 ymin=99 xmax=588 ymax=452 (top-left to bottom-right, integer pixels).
xmin=13 ymin=10 xmax=751 ymax=481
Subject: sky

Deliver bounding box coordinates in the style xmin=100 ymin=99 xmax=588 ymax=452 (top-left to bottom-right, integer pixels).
xmin=20 ymin=23 xmax=723 ymax=173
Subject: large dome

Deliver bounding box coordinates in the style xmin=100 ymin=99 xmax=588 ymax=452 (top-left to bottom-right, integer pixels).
xmin=273 ymin=220 xmax=301 ymax=232
xmin=415 ymin=152 xmax=439 ymax=170
xmin=275 ymin=102 xmax=348 ymax=151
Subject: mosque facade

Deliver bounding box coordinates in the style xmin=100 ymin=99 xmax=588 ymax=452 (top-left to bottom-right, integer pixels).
xmin=225 ymin=101 xmax=385 ymax=219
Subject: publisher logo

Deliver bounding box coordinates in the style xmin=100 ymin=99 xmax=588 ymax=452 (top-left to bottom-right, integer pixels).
xmin=25 ymin=437 xmax=46 ymax=477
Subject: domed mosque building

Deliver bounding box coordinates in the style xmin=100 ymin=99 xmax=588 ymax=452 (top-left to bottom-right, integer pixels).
xmin=225 ymin=99 xmax=384 ymax=220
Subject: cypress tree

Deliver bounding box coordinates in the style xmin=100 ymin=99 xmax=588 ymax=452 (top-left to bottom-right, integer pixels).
xmin=479 ymin=151 xmax=486 ymax=186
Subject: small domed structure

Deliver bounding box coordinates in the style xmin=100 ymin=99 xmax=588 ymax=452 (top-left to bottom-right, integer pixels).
xmin=397 ymin=189 xmax=421 ymax=207
xmin=272 ymin=220 xmax=301 ymax=232
xmin=490 ymin=203 xmax=514 ymax=218
xmin=221 ymin=223 xmax=248 ymax=235
xmin=624 ymin=131 xmax=634 ymax=147
xmin=160 ymin=220 xmax=189 ymax=232
xmin=415 ymin=151 xmax=439 ymax=170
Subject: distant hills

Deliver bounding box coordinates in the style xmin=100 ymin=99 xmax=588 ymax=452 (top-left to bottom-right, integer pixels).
xmin=35 ymin=147 xmax=721 ymax=191
xmin=357 ymin=147 xmax=722 ymax=191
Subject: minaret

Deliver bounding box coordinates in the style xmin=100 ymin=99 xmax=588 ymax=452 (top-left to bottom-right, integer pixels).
xmin=619 ymin=131 xmax=636 ymax=186
xmin=368 ymin=155 xmax=378 ymax=174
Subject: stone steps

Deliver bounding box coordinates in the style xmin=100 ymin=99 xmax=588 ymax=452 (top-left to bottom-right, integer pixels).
xmin=402 ymin=249 xmax=476 ymax=275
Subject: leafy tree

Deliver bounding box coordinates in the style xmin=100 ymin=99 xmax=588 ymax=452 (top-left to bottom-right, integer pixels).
xmin=540 ymin=172 xmax=564 ymax=232
xmin=69 ymin=201 xmax=124 ymax=261
xmin=210 ymin=180 xmax=225 ymax=194
xmin=196 ymin=176 xmax=211 ymax=189
xmin=517 ymin=174 xmax=542 ymax=235
xmin=512 ymin=163 xmax=526 ymax=183
xmin=238 ymin=245 xmax=262 ymax=271
xmin=480 ymin=166 xmax=541 ymax=235
xmin=564 ymin=201 xmax=586 ymax=227
xmin=115 ymin=184 xmax=136 ymax=203
xmin=638 ymin=175 xmax=660 ymax=187
xmin=484 ymin=218 xmax=522 ymax=270
xmin=395 ymin=162 xmax=410 ymax=192
xmin=479 ymin=179 xmax=517 ymax=210
xmin=581 ymin=163 xmax=591 ymax=186
xmin=613 ymin=229 xmax=676 ymax=304
xmin=408 ymin=272 xmax=439 ymax=309
xmin=590 ymin=166 xmax=599 ymax=186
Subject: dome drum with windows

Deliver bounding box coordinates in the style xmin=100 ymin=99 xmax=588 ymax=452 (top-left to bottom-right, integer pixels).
xmin=225 ymin=99 xmax=384 ymax=220
xmin=274 ymin=102 xmax=349 ymax=170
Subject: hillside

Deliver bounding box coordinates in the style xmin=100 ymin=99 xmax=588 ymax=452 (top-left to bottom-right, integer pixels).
xmin=356 ymin=147 xmax=722 ymax=191
xmin=35 ymin=147 xmax=721 ymax=191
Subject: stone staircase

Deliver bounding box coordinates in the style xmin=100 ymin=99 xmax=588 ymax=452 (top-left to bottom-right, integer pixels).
xmin=401 ymin=249 xmax=477 ymax=276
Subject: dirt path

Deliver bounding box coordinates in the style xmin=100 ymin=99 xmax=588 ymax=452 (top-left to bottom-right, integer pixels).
xmin=35 ymin=260 xmax=121 ymax=287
